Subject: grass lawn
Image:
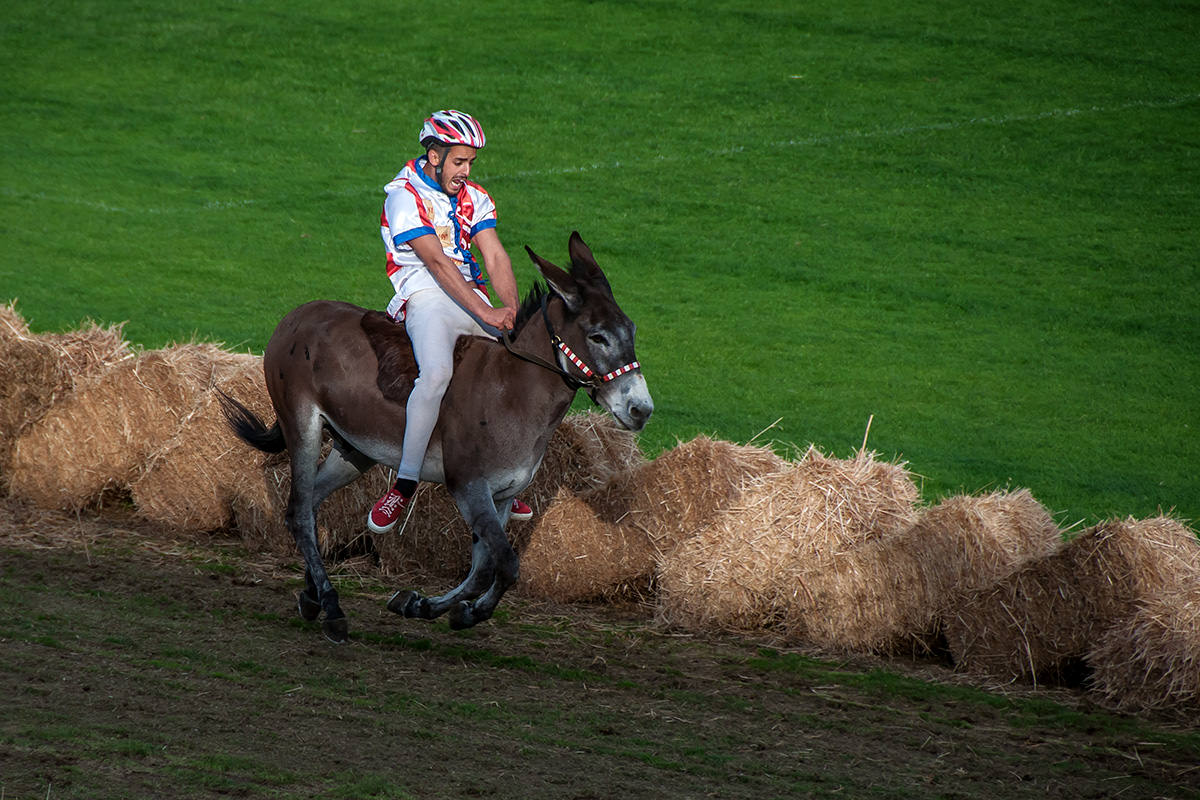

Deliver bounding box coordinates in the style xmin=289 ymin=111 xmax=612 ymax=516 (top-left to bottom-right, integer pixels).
xmin=1 ymin=0 xmax=1197 ymax=524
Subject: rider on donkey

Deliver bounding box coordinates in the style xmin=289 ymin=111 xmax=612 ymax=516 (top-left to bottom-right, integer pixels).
xmin=367 ymin=109 xmax=533 ymax=534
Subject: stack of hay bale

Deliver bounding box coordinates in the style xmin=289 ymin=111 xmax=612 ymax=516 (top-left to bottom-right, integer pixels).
xmin=648 ymin=451 xmax=1062 ymax=655
xmin=759 ymin=487 xmax=1061 ymax=653
xmin=4 ymin=301 xmax=1198 ymax=715
xmin=518 ymin=429 xmax=1199 ymax=713
xmin=0 ymin=304 xmax=651 ymax=576
xmin=0 ymin=305 xmax=279 ymax=534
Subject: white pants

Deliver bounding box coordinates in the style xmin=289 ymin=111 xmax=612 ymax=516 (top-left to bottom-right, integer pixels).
xmin=395 ymin=287 xmax=490 ymax=482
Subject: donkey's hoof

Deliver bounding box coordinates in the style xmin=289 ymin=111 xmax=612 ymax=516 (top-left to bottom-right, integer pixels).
xmin=297 ymin=590 xmax=321 ymax=622
xmin=322 ymin=615 xmax=349 ymax=645
xmin=448 ymin=601 xmax=476 ymax=630
xmin=387 ymin=590 xmax=425 ymax=618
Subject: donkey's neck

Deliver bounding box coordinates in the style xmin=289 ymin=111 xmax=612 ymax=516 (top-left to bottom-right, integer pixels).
xmin=500 ymin=311 xmax=580 ymax=421
xmin=436 ymin=322 xmax=578 ymax=490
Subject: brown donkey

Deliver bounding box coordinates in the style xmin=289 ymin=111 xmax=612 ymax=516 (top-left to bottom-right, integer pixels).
xmin=221 ymin=233 xmax=653 ymax=642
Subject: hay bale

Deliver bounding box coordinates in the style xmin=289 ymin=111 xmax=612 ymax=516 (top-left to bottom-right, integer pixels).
xmin=521 ymin=411 xmax=645 ymax=513
xmin=233 ymin=410 xmax=643 ymax=572
xmin=228 ymin=443 xmax=394 ymax=561
xmin=913 ymin=490 xmax=1065 ymax=603
xmin=1088 ymin=586 xmax=1200 ymax=714
xmin=786 ymin=489 xmax=1062 ymax=653
xmin=376 ymin=411 xmax=646 ymax=577
xmin=944 ymin=516 xmax=1200 ymax=686
xmin=229 ymin=457 xmax=293 ymax=554
xmin=0 ymin=304 xmax=132 ymax=477
xmin=129 ymin=355 xmax=269 ymax=532
xmin=7 ymin=343 xmax=237 ymax=510
xmin=657 ymin=447 xmax=919 ymax=634
xmin=518 ymin=488 xmax=656 ymax=602
xmin=310 ymin=463 xmax=393 ymax=559
xmin=374 ymin=482 xmax=471 ymax=578
xmin=224 ymin=432 xmax=472 ymax=573
xmin=583 ymin=435 xmax=786 ymax=552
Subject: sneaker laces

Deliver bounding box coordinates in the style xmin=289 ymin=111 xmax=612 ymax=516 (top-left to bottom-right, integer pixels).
xmin=378 ymin=490 xmax=406 ymax=515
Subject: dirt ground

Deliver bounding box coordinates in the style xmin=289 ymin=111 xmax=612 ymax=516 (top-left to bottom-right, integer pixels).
xmin=1 ymin=499 xmax=1198 ymax=800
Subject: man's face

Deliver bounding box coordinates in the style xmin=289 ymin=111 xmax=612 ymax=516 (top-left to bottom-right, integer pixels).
xmin=430 ymin=144 xmax=477 ymax=194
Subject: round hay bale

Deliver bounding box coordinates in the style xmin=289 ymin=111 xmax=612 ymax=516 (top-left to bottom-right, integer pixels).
xmin=376 ymin=413 xmax=642 ymax=578
xmin=656 ymin=447 xmax=919 ymax=634
xmin=374 ymin=482 xmax=471 ymax=578
xmin=229 ymin=457 xmax=292 ymax=555
xmin=941 ymin=544 xmax=1085 ymax=684
xmin=1088 ymin=584 xmax=1200 ymax=715
xmin=129 ymin=355 xmax=268 ymax=532
xmin=582 ymin=435 xmax=786 ymax=552
xmin=943 ymin=515 xmax=1200 ymax=685
xmin=7 ymin=343 xmax=238 ymax=510
xmin=310 ymin=463 xmax=392 ymax=560
xmin=233 ymin=410 xmax=642 ymax=572
xmin=915 ymin=489 xmax=1064 ymax=598
xmin=785 ymin=489 xmax=1062 ymax=653
xmin=227 ymin=440 xmax=394 ymax=562
xmin=518 ymin=488 xmax=655 ymax=603
xmin=0 ymin=305 xmax=132 ymax=478
xmin=521 ymin=411 xmax=645 ymax=513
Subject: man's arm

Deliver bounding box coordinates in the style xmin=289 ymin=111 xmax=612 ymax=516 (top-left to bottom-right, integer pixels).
xmin=472 ymin=227 xmax=519 ymax=312
xmin=409 ymin=234 xmax=514 ymax=331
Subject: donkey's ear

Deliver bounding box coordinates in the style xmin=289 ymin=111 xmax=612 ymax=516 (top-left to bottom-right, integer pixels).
xmin=526 ymin=245 xmax=582 ymax=312
xmin=568 ymin=231 xmax=596 ymax=270
xmin=567 ymin=231 xmax=612 ymax=292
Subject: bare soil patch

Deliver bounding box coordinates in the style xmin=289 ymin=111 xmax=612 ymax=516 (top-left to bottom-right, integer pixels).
xmin=1 ymin=500 xmax=1197 ymax=799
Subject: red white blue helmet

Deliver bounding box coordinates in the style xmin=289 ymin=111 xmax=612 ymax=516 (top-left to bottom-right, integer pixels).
xmin=420 ymin=109 xmax=487 ymax=149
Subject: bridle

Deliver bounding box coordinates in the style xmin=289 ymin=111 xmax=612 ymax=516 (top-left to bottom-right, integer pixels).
xmin=498 ymin=292 xmax=640 ymax=400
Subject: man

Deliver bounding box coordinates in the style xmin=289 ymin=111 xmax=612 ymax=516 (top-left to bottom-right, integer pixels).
xmin=367 ymin=109 xmax=532 ymax=534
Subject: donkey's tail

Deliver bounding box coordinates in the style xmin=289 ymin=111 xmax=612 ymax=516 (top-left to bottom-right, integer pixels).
xmin=216 ymin=389 xmax=287 ymax=454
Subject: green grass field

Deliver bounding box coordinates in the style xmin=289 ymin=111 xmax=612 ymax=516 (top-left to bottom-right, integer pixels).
xmin=2 ymin=0 xmax=1197 ymax=524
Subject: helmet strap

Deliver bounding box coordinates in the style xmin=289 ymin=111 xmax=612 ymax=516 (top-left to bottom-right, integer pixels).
xmin=427 ymin=145 xmax=453 ymax=195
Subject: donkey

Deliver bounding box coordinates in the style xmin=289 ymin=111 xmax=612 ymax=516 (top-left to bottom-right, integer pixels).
xmin=221 ymin=232 xmax=652 ymax=642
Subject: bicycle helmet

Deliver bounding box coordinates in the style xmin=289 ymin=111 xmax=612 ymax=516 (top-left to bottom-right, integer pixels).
xmin=419 ymin=109 xmax=487 ymax=150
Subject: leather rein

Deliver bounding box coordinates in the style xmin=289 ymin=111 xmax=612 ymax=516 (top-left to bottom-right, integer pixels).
xmin=497 ymin=292 xmax=640 ymax=398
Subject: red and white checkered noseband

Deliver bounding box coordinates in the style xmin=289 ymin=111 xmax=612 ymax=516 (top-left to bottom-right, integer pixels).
xmin=552 ymin=336 xmax=640 ymax=384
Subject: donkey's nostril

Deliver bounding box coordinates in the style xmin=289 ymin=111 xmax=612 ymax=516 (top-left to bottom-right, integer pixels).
xmin=631 ymin=400 xmax=653 ymax=422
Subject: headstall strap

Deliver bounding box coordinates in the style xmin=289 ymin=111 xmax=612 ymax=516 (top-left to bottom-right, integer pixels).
xmin=602 ymin=361 xmax=640 ymax=382
xmin=552 ymin=335 xmax=639 ymax=383
xmin=551 ymin=336 xmax=595 ymax=378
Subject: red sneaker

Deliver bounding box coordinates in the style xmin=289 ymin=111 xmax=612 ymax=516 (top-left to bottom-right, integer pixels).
xmin=368 ymin=487 xmax=410 ymax=534
xmin=510 ymin=498 xmax=533 ymax=521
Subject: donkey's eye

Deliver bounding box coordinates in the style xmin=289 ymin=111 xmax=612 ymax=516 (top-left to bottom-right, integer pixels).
xmin=588 ymin=333 xmax=609 ymax=347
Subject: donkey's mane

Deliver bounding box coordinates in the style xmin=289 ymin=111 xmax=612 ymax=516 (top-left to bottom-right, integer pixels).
xmin=512 ymin=281 xmax=550 ymax=334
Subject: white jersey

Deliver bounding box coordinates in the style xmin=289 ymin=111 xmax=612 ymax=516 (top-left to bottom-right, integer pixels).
xmin=380 ymin=156 xmax=498 ymax=318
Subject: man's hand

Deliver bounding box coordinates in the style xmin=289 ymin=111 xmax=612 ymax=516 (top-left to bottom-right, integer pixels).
xmin=481 ymin=304 xmax=516 ymax=332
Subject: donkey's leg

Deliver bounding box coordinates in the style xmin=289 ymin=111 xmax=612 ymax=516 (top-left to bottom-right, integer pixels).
xmin=387 ymin=481 xmax=503 ymax=622
xmin=388 ymin=536 xmax=495 ymax=621
xmin=286 ymin=415 xmax=349 ymax=644
xmin=447 ymin=492 xmax=520 ymax=630
xmin=296 ymin=444 xmax=374 ymax=623
xmin=312 ymin=443 xmax=374 ymax=508
xmin=298 ymin=569 xmax=322 ymax=622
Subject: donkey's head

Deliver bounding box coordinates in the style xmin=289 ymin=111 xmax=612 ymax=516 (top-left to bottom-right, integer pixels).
xmin=524 ymin=232 xmax=653 ymax=432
